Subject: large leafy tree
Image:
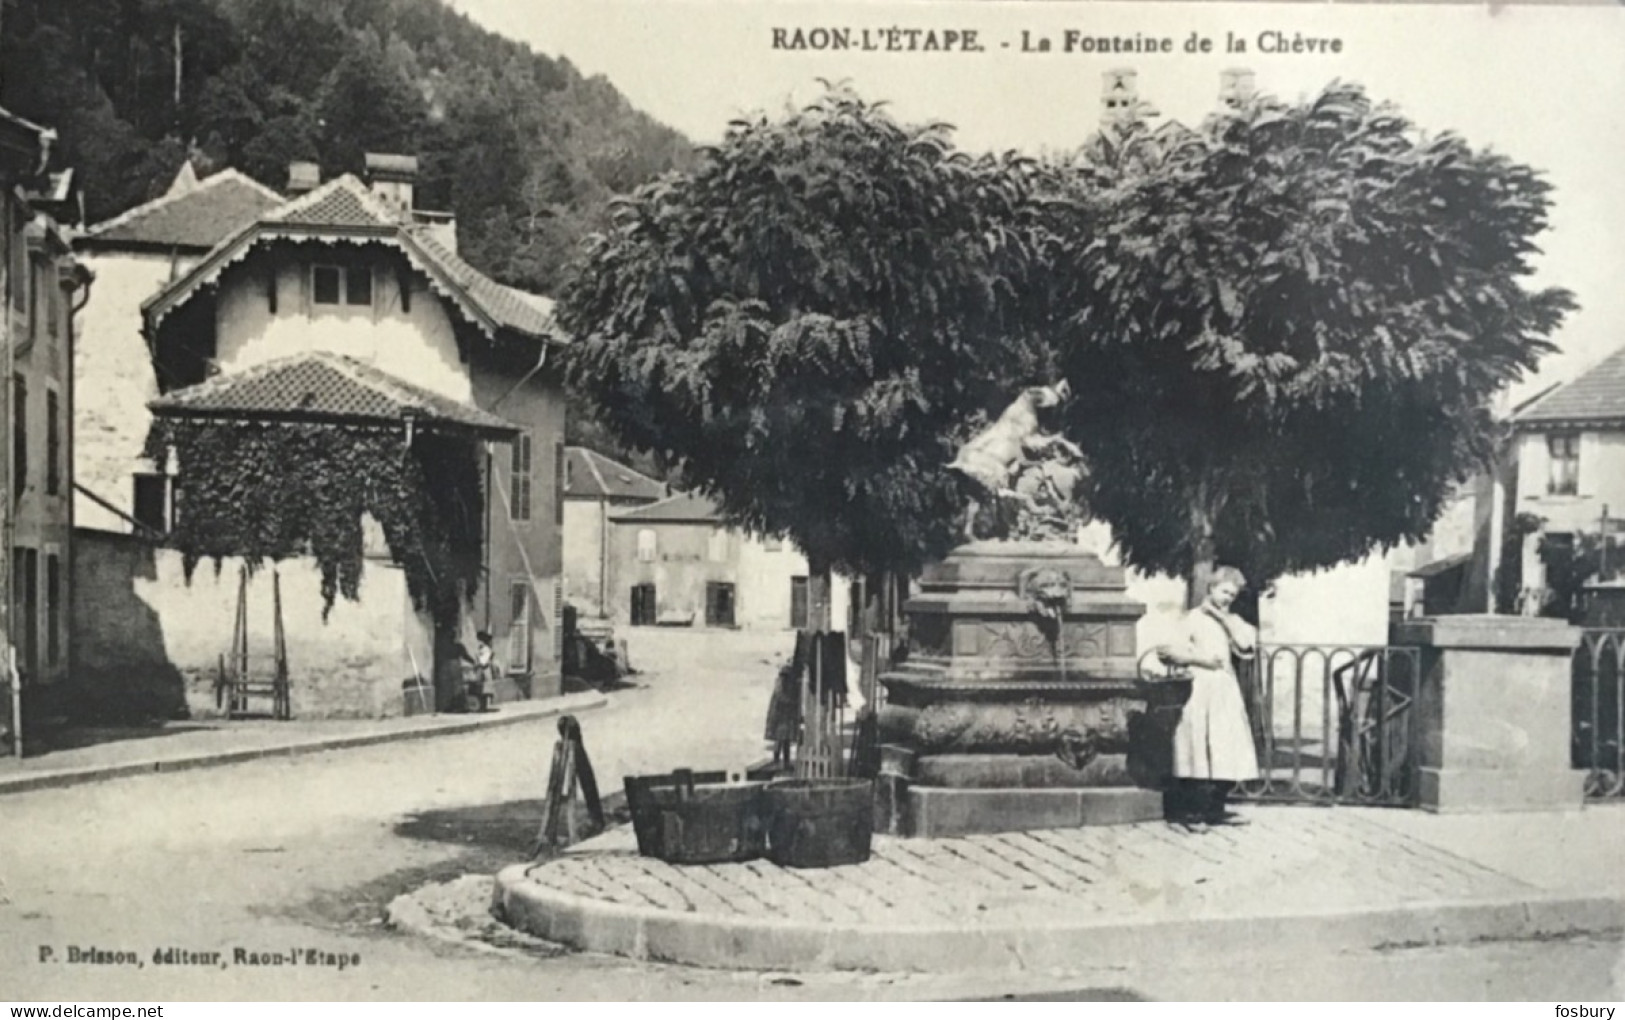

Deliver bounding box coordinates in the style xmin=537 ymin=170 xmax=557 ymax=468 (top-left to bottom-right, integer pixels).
xmin=559 ymin=88 xmax=1060 ymax=593
xmin=1053 ymin=84 xmax=1575 ymax=604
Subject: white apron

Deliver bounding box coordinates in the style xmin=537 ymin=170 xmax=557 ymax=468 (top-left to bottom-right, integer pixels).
xmin=1170 ymin=607 xmax=1261 ymax=782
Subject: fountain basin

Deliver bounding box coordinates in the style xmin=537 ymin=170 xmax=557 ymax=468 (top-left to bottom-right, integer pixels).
xmin=876 ymin=542 xmax=1165 ymax=836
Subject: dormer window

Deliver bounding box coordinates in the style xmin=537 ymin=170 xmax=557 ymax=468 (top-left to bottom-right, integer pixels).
xmin=312 ymin=264 xmax=372 ymax=307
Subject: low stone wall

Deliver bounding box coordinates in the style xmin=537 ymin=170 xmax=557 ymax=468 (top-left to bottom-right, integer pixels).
xmin=72 ymin=529 xmax=433 ymax=721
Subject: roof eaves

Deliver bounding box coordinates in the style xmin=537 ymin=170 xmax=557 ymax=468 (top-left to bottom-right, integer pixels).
xmin=1511 ymin=414 xmax=1625 ymax=431
xmin=395 ymin=229 xmax=502 ymax=339
xmin=140 ymin=223 xmax=262 ymax=326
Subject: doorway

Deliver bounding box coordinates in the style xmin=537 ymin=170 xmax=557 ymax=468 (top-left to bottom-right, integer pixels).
xmin=705 ymin=582 xmax=736 ymax=628
xmin=630 ymin=584 xmax=657 ymax=626
xmin=790 ymin=575 xmax=809 ymax=630
xmin=12 ymin=547 xmax=37 ymax=684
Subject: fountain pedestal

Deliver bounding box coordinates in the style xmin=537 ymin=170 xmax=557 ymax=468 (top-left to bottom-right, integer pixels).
xmin=875 ymin=542 xmax=1164 ymax=837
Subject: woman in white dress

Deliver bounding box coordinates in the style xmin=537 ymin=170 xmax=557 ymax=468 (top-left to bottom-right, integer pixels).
xmin=1157 ymin=566 xmax=1261 ymax=829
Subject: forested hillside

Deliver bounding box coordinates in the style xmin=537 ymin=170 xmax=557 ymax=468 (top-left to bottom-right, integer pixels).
xmin=0 ymin=0 xmax=695 ymax=296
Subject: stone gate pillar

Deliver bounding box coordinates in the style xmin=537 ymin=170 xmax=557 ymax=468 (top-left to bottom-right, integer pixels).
xmin=1392 ymin=615 xmax=1585 ymax=813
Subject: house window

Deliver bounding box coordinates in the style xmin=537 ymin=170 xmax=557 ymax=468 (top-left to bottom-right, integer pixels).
xmin=312 ymin=264 xmax=342 ymax=305
xmin=311 ymin=264 xmax=371 ymax=307
xmin=345 ymin=265 xmax=373 ymax=306
xmin=12 ymin=374 xmax=26 ymax=498
xmin=8 ymin=214 xmax=24 ymax=313
xmin=509 ymin=433 xmax=532 ymax=521
xmin=764 ymin=536 xmax=784 ymax=553
xmin=707 ymin=528 xmax=729 ymax=563
xmin=45 ymin=553 xmax=60 ymax=666
xmin=46 ymin=262 xmax=59 ymax=340
xmin=27 ymin=255 xmax=43 ymax=339
xmin=133 ymin=474 xmax=173 ymax=533
xmin=554 ymin=441 xmax=565 ymax=526
xmin=1547 ymin=434 xmax=1580 ymax=496
xmin=636 ymin=528 xmax=657 ymax=563
xmin=508 ymin=579 xmax=531 ymax=675
xmin=44 ymin=389 xmax=59 ymax=496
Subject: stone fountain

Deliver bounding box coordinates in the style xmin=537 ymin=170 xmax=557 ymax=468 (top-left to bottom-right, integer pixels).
xmin=874 ymin=383 xmax=1163 ymax=837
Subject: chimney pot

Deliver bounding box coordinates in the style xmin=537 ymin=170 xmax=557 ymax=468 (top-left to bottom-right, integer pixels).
xmin=364 ymin=152 xmax=418 ymax=220
xmin=1101 ymin=68 xmax=1140 ymax=127
xmin=287 ymin=161 xmax=320 ymax=196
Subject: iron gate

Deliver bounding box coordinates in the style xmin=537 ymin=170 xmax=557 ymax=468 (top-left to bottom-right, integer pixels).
xmin=1232 ymin=643 xmax=1422 ymax=806
xmin=1574 ymin=629 xmax=1625 ymax=801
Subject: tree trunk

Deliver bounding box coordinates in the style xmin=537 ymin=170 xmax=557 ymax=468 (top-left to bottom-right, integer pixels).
xmin=798 ymin=554 xmax=831 ymax=633
xmin=1185 ymin=507 xmax=1217 ymax=611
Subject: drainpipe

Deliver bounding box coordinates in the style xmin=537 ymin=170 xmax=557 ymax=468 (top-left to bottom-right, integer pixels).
xmin=599 ymin=495 xmax=608 ymax=616
xmin=2 ymin=193 xmax=14 ymax=755
xmin=63 ymin=264 xmax=91 ymax=698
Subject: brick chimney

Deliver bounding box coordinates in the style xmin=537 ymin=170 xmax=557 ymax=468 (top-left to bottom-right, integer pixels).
xmin=1100 ymin=69 xmax=1139 ymax=128
xmin=364 ymin=153 xmax=417 ymax=220
xmin=287 ymin=161 xmax=320 ymax=197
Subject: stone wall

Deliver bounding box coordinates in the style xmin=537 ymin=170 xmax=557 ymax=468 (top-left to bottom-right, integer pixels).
xmin=72 ymin=529 xmax=434 ymax=720
xmin=562 ymin=498 xmax=607 ymax=616
xmin=73 ymin=251 xmax=187 ymax=531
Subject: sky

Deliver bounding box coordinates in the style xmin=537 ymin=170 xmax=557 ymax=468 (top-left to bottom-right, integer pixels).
xmin=447 ymin=0 xmax=1625 ymax=404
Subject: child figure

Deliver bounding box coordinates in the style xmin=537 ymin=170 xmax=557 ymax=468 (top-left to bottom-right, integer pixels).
xmin=763 ymin=661 xmax=801 ymax=768
xmin=474 ymin=630 xmax=496 ymax=680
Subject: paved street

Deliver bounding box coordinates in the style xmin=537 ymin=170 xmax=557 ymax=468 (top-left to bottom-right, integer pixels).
xmin=2 ymin=629 xmax=1620 ymax=1001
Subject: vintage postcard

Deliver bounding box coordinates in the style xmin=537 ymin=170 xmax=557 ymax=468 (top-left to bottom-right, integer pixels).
xmin=1 ymin=0 xmax=1623 ymax=1005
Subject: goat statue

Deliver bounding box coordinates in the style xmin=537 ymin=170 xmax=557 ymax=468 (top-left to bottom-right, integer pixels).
xmin=947 ymin=380 xmax=1090 ymax=543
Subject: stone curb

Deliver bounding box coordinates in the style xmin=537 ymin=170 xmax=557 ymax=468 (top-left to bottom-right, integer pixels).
xmin=385 ymin=886 xmax=521 ymax=959
xmin=491 ymin=863 xmax=1625 ymax=973
xmin=0 ymin=692 xmax=609 ymax=797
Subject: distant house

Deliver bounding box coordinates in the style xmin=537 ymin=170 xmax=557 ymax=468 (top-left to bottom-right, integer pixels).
xmin=607 ymin=492 xmax=849 ymax=631
xmin=0 ymin=106 xmax=93 ymax=731
xmin=1391 ymin=473 xmax=1498 ymax=619
xmin=561 ymin=446 xmax=666 ymax=617
xmin=71 ymin=163 xmax=283 ymax=534
xmin=71 ymin=156 xmax=570 ymax=719
xmin=1506 ymin=345 xmax=1625 ymax=604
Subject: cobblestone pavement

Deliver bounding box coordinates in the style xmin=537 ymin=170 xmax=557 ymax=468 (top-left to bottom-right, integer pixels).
xmin=521 ymin=807 xmax=1533 ymax=928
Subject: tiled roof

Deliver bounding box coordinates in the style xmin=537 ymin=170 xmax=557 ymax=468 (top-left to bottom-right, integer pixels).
xmin=406 ymin=226 xmax=559 ymax=339
xmin=149 ymin=351 xmax=519 ymax=437
xmin=611 ymin=492 xmax=722 ymax=524
xmin=564 ymin=447 xmax=666 ymax=502
xmin=83 ymin=168 xmax=283 ymax=250
xmin=143 ymin=174 xmax=563 ymax=344
xmin=1514 ymin=346 xmax=1625 ymax=426
xmin=264 ymin=176 xmax=395 ymax=228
